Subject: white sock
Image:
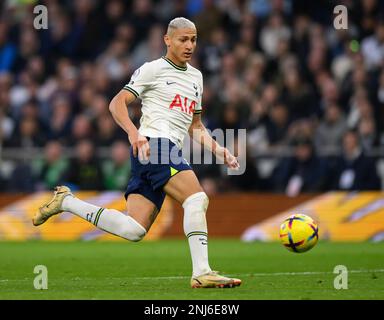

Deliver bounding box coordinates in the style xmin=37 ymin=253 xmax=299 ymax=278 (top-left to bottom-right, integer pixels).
xmin=62 ymin=195 xmax=146 ymax=242
xmin=183 ymin=192 xmax=212 ymax=277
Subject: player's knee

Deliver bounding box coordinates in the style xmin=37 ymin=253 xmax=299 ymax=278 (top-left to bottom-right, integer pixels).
xmin=197 ymin=192 xmax=209 ymax=212
xmin=125 ymin=231 xmax=145 ymax=242
xmin=121 ymin=216 xmax=147 ymax=242
xmin=183 ymin=191 xmax=209 ymax=213
xmin=121 ymin=227 xmax=146 ymax=242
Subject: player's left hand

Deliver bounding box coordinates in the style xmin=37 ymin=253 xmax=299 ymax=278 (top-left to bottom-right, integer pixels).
xmin=216 ymin=147 xmax=240 ymax=170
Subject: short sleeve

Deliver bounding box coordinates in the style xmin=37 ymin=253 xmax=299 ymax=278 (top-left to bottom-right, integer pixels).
xmin=123 ymin=62 xmax=154 ymax=98
xmin=193 ymin=73 xmax=203 ymax=115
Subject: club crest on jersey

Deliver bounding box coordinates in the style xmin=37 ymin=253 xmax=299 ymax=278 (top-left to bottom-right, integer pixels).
xmin=169 ymin=94 xmax=196 ymax=115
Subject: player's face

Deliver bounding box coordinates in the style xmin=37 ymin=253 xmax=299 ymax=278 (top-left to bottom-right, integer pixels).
xmin=165 ymin=28 xmax=197 ymax=65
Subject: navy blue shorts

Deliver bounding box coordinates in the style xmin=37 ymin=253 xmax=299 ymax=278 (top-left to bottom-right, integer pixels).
xmin=124 ymin=137 xmax=192 ymax=211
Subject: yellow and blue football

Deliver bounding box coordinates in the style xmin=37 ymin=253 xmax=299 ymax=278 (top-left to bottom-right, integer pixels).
xmin=280 ymin=214 xmax=319 ymax=253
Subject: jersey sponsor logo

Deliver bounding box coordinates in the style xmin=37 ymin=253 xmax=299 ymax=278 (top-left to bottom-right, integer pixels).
xmin=166 ymin=80 xmax=177 ymax=85
xmin=169 ymin=94 xmax=196 ymax=115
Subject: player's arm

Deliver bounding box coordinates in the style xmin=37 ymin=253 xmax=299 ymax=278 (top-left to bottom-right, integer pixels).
xmin=109 ymin=90 xmax=149 ymax=160
xmin=188 ymin=113 xmax=239 ymax=169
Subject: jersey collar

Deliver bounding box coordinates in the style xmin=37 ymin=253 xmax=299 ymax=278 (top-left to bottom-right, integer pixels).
xmin=162 ymin=56 xmax=188 ymax=71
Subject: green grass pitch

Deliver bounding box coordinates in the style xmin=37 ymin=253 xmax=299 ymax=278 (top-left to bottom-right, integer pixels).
xmin=0 ymin=240 xmax=383 ymax=300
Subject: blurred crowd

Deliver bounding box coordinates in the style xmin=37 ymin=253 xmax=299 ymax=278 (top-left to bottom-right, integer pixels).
xmin=0 ymin=0 xmax=383 ymax=194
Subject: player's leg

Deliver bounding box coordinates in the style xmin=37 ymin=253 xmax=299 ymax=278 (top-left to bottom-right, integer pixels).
xmin=32 ymin=186 xmax=156 ymax=242
xmin=163 ymin=170 xmax=241 ymax=288
xmin=126 ymin=193 xmax=159 ymax=231
xmin=164 ymin=170 xmax=210 ymax=276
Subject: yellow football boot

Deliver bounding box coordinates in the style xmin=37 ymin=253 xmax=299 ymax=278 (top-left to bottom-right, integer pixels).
xmin=32 ymin=186 xmax=72 ymax=226
xmin=191 ymin=271 xmax=242 ymax=288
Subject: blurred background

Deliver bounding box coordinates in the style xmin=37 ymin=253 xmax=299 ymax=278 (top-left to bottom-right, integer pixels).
xmin=0 ymin=0 xmax=384 ymax=241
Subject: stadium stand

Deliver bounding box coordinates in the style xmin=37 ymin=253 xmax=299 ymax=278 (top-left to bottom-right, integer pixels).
xmin=0 ymin=0 xmax=383 ymax=193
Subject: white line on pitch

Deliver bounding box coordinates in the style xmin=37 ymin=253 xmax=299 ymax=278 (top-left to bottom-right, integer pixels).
xmin=1 ymin=269 xmax=382 ymax=282
xmin=230 ymin=269 xmax=384 ymax=277
xmin=132 ymin=269 xmax=384 ymax=280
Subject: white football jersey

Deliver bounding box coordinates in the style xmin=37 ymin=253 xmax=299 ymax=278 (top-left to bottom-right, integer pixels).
xmin=123 ymin=56 xmax=203 ymax=149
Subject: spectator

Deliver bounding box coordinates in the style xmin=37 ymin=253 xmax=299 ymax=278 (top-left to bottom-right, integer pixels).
xmin=193 ymin=0 xmax=224 ymax=43
xmin=353 ymin=0 xmax=382 ymax=38
xmin=357 ymin=116 xmax=379 ymax=152
xmin=7 ymin=161 xmax=35 ymax=192
xmin=247 ymin=98 xmax=269 ymax=153
xmin=41 ymin=11 xmax=76 ymax=60
xmin=361 ymin=21 xmax=384 ymax=71
xmin=347 ymin=94 xmax=374 ymax=130
xmin=102 ymin=141 xmax=131 ymax=190
xmin=33 ymin=140 xmax=69 ymax=190
xmin=85 ymin=94 xmax=109 ymax=120
xmin=127 ymin=0 xmax=158 ymax=46
xmin=332 ymin=130 xmax=380 ymax=190
xmin=64 ymin=139 xmax=104 ymax=190
xmin=199 ymin=27 xmax=229 ymax=76
xmin=224 ymin=137 xmax=262 ymax=191
xmin=13 ymin=29 xmax=40 ymax=74
xmin=259 ymin=12 xmax=291 ymax=59
xmin=130 ymin=24 xmax=166 ymax=70
xmin=281 ymin=68 xmax=317 ymax=120
xmin=68 ymin=114 xmax=93 ymax=145
xmin=47 ymin=96 xmax=73 ymax=141
xmin=0 ymin=22 xmax=16 ymax=72
xmin=102 ymin=0 xmax=128 ymax=42
xmin=71 ymin=0 xmax=105 ymax=60
xmin=218 ymin=104 xmax=243 ymax=132
xmin=95 ymin=114 xmax=123 ymax=147
xmin=265 ymin=102 xmax=290 ymax=148
xmin=4 ymin=117 xmax=45 ymax=148
xmin=273 ymin=137 xmax=328 ymax=196
xmin=376 ymin=69 xmax=384 ymax=133
xmin=0 ymin=105 xmax=14 ymax=145
xmin=315 ymin=103 xmax=347 ymax=155
xmin=77 ymin=83 xmax=95 ymax=114
xmin=97 ymin=38 xmax=131 ymax=81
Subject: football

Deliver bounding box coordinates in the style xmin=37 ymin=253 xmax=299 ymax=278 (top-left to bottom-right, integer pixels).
xmin=279 ymin=214 xmax=319 ymax=253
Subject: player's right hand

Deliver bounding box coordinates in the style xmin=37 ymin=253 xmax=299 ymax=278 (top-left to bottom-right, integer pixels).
xmin=215 ymin=146 xmax=240 ymax=170
xmin=129 ymin=133 xmax=150 ymax=161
